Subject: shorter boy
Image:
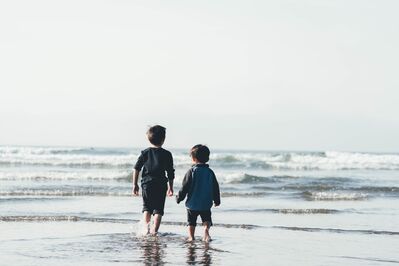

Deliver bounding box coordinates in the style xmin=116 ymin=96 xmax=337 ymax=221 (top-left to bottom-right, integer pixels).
xmin=176 ymin=144 xmax=220 ymax=242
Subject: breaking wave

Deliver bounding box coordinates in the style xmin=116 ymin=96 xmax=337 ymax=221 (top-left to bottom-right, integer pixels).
xmin=0 ymin=189 xmax=131 ymax=197
xmin=1 ymin=146 xmax=399 ymax=170
xmin=211 ymin=151 xmax=399 ymax=170
xmin=0 ymin=171 xmax=132 ymax=181
xmin=302 ymin=191 xmax=368 ymax=201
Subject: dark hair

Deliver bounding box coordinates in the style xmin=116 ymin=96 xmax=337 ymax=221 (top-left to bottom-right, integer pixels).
xmin=190 ymin=144 xmax=210 ymax=163
xmin=147 ymin=125 xmax=166 ymax=146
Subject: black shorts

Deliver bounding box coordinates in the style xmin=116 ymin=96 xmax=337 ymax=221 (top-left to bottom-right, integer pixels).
xmin=141 ymin=180 xmax=167 ymax=216
xmin=187 ymin=209 xmax=212 ymax=227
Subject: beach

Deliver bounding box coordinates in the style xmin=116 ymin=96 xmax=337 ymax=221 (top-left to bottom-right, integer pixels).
xmin=1 ymin=146 xmax=398 ymax=265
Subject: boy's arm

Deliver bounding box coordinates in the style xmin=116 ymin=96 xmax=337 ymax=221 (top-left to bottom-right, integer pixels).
xmin=132 ymin=169 xmax=140 ymax=195
xmin=134 ymin=150 xmax=146 ymax=171
xmin=176 ymin=169 xmax=192 ymax=203
xmin=167 ymin=179 xmax=174 ymax=196
xmin=132 ymin=151 xmax=146 ymax=196
xmin=212 ymin=173 xmax=221 ymax=206
xmin=166 ymin=152 xmax=175 ymax=196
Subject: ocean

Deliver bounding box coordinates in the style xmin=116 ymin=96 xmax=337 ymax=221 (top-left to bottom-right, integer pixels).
xmin=0 ymin=146 xmax=398 ymax=265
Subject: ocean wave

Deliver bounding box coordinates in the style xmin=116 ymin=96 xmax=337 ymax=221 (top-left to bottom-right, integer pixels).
xmin=0 ymin=146 xmax=131 ymax=156
xmin=0 ymin=156 xmax=135 ymax=168
xmin=0 ymin=146 xmax=139 ymax=168
xmin=0 ymin=197 xmax=68 ymax=203
xmin=352 ymin=186 xmax=399 ymax=193
xmin=0 ymin=189 xmax=131 ymax=197
xmin=224 ymin=173 xmax=356 ymax=186
xmin=0 ymin=153 xmax=188 ymax=169
xmin=0 ymin=215 xmax=138 ymax=224
xmin=223 ymin=208 xmax=341 ymax=214
xmin=1 ymin=146 xmax=399 ymax=170
xmin=226 ymin=173 xmax=399 ymax=197
xmin=221 ymin=192 xmax=268 ymax=197
xmin=2 ymin=170 xmax=397 ymax=199
xmin=2 ymin=186 xmax=395 ymax=199
xmin=226 ymin=173 xmax=274 ymax=184
xmin=210 ymin=151 xmax=399 ymax=170
xmin=281 ymin=184 xmax=399 ymax=195
xmin=0 ymin=189 xmax=269 ymax=198
xmin=0 ymin=171 xmax=132 ymax=181
xmin=302 ymin=191 xmax=368 ymax=201
xmin=225 ymin=173 xmax=296 ymax=184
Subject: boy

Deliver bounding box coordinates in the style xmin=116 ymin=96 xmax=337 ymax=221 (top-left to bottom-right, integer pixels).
xmin=176 ymin=144 xmax=221 ymax=242
xmin=132 ymin=125 xmax=174 ymax=235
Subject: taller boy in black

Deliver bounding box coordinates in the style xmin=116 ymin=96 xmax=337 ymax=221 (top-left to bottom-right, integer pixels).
xmin=133 ymin=125 xmax=174 ymax=235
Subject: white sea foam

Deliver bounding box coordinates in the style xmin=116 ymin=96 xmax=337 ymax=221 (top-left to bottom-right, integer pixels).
xmin=210 ymin=151 xmax=399 ymax=170
xmin=0 ymin=170 xmax=131 ymax=181
xmin=135 ymin=220 xmax=151 ymax=237
xmin=0 ymin=153 xmax=135 ymax=168
xmin=1 ymin=146 xmax=399 ymax=170
xmin=0 ymin=146 xmax=190 ymax=168
xmin=305 ymin=191 xmax=368 ymax=201
xmin=223 ymin=172 xmax=248 ymax=183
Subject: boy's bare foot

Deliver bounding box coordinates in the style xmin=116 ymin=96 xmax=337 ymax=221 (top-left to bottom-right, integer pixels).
xmin=203 ymin=222 xmax=211 ymax=242
xmin=150 ymin=229 xmax=158 ymax=236
xmin=153 ymin=214 xmax=162 ymax=234
xmin=188 ymin=225 xmax=195 ymax=242
xmin=203 ymin=234 xmax=211 ymax=242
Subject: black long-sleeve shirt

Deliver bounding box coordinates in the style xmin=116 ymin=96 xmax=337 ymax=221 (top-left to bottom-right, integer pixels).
xmin=176 ymin=164 xmax=220 ymax=210
xmin=134 ymin=147 xmax=175 ymax=184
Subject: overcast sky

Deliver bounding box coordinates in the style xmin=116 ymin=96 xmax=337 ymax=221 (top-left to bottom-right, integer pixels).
xmin=1 ymin=0 xmax=398 ymax=152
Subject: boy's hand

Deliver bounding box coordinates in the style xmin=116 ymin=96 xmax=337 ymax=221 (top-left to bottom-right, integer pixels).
xmin=132 ymin=184 xmax=139 ymax=196
xmin=167 ymin=187 xmax=174 ymax=196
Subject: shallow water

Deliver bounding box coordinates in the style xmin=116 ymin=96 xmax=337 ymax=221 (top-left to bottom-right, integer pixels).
xmin=1 ymin=146 xmax=399 ymax=265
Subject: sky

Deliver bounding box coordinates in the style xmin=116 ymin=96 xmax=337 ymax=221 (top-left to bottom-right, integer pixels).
xmin=0 ymin=0 xmax=398 ymax=152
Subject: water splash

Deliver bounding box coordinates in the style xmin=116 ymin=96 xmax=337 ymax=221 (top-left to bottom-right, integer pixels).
xmin=135 ymin=220 xmax=150 ymax=237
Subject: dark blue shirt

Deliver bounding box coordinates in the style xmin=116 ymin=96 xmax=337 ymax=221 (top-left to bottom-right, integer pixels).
xmin=176 ymin=164 xmax=221 ymax=211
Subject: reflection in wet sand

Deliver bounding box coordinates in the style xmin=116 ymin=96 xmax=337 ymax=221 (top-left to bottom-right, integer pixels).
xmin=138 ymin=236 xmax=166 ymax=266
xmin=186 ymin=242 xmax=212 ymax=265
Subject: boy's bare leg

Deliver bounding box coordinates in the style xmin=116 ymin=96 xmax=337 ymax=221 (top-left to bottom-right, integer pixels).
xmin=203 ymin=222 xmax=211 ymax=242
xmin=188 ymin=226 xmax=195 ymax=241
xmin=143 ymin=211 xmax=151 ymax=234
xmin=151 ymin=214 xmax=162 ymax=235
xmin=143 ymin=211 xmax=151 ymax=223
